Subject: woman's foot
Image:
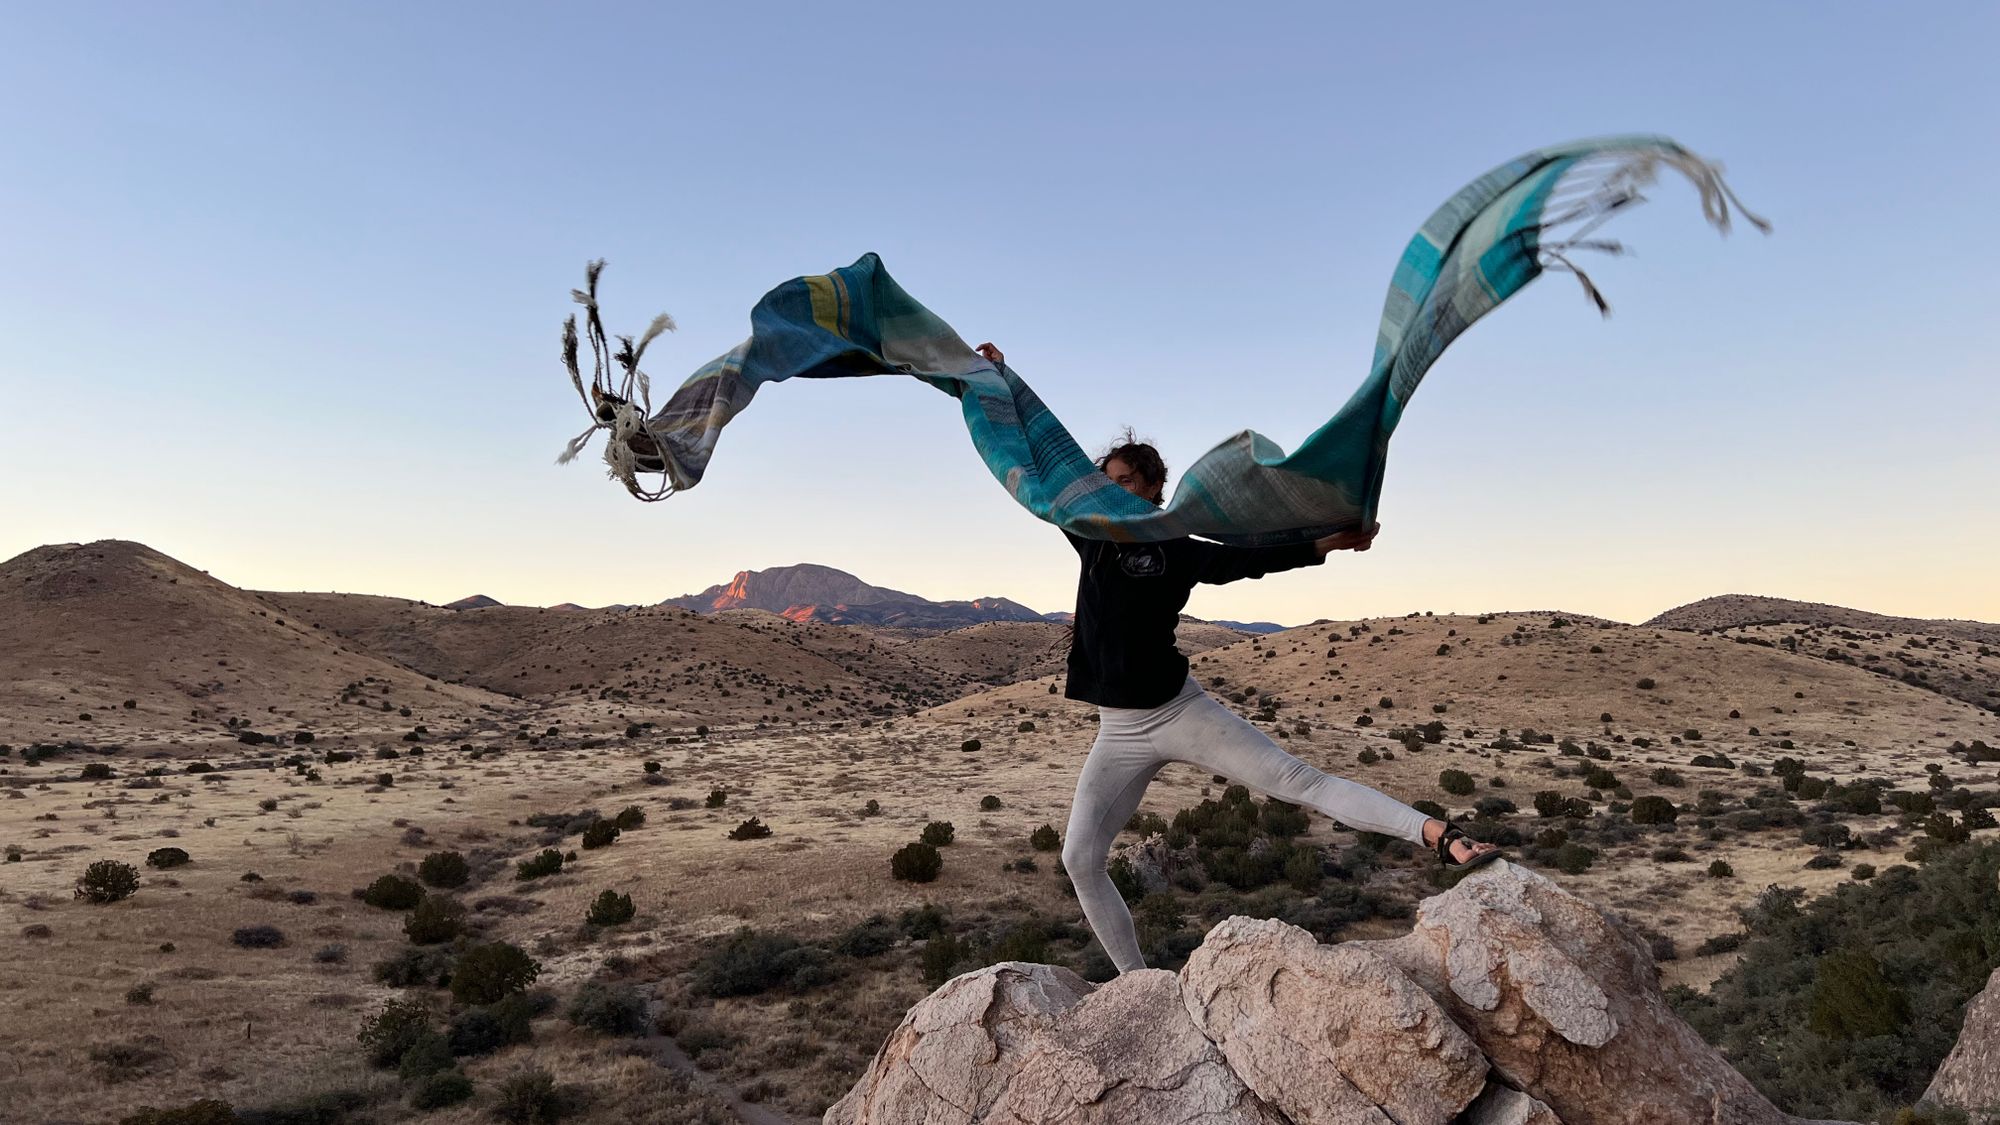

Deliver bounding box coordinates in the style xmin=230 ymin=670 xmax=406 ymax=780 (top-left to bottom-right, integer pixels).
xmin=1422 ymin=818 xmax=1502 ymax=865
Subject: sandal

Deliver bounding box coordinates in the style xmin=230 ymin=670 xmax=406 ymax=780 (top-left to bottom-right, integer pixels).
xmin=1433 ymin=822 xmax=1505 ymax=870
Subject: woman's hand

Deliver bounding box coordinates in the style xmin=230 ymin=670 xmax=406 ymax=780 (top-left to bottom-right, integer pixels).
xmin=975 ymin=342 xmax=1004 ymax=365
xmin=1313 ymin=522 xmax=1380 ymax=557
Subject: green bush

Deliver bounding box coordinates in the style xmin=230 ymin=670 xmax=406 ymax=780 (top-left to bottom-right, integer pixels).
xmin=694 ymin=926 xmax=837 ymax=997
xmin=146 ymin=847 xmax=190 ymax=869
xmin=1584 ymin=767 xmax=1619 ymax=790
xmin=728 ymin=817 xmax=772 ymax=840
xmin=980 ymin=795 xmax=1002 ymax=810
xmin=1017 ymin=720 xmax=1035 ymax=732
xmin=404 ymin=896 xmax=466 ymax=945
xmin=1708 ymin=859 xmax=1734 ymax=878
xmin=1533 ymin=790 xmax=1567 ymax=818
xmin=232 ymin=924 xmax=285 ymax=948
xmin=961 ymin=739 xmax=981 ymax=752
xmin=1631 ymin=796 xmax=1679 ymax=825
xmin=612 ymin=805 xmax=645 ymax=830
xmin=77 ymin=859 xmax=140 ymax=903
xmin=358 ymin=997 xmax=435 ymax=1068
xmin=493 ymin=1068 xmax=568 ymax=1124
xmin=1029 ymin=825 xmax=1061 ymax=852
xmin=361 ymin=873 xmax=424 ymax=909
xmin=373 ymin=946 xmax=456 ymax=989
xmin=706 ymin=788 xmax=728 ymax=808
xmin=447 ymin=993 xmax=535 ymax=1057
xmin=1671 ymin=842 xmax=2000 ymax=1121
xmin=396 ymin=1030 xmax=454 ymax=1080
xmin=417 ymin=851 xmax=469 ymax=889
xmin=892 ymin=841 xmax=943 ymax=882
xmin=565 ymin=980 xmax=648 ymax=1036
xmin=585 ymin=890 xmax=634 ymax=926
xmin=1651 ymin=768 xmax=1686 ymax=787
xmin=117 ymin=1100 xmax=238 ymax=1125
xmin=1439 ymin=769 xmax=1476 ymax=796
xmin=1555 ymin=842 xmax=1598 ymax=874
xmin=449 ymin=942 xmax=542 ymax=1006
xmin=1808 ymin=949 xmax=1911 ymax=1039
xmin=515 ymin=849 xmax=564 ymax=880
xmin=921 ymin=821 xmax=956 ymax=846
xmin=81 ymin=762 xmax=113 ymax=780
xmin=409 ymin=1069 xmax=474 ymax=1110
xmin=580 ymin=820 xmax=620 ymax=849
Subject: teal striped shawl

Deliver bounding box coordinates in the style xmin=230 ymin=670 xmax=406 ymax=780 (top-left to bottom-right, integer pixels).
xmin=559 ymin=134 xmax=1763 ymax=545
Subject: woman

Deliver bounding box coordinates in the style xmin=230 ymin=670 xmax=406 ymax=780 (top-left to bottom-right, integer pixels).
xmin=975 ymin=341 xmax=1501 ymax=976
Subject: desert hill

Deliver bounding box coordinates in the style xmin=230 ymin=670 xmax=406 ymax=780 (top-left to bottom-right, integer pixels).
xmin=1648 ymin=595 xmax=2000 ymax=716
xmin=664 ymin=562 xmax=1045 ymax=628
xmin=1647 ymin=593 xmax=2000 ymax=645
xmin=0 ymin=541 xmax=511 ymax=748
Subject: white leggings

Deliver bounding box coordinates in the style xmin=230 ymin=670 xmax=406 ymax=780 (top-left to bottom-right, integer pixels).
xmin=1062 ymin=673 xmax=1433 ymax=974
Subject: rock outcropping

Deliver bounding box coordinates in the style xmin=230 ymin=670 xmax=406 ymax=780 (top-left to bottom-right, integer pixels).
xmin=826 ymin=862 xmax=1859 ymax=1125
xmin=1924 ymin=965 xmax=2000 ymax=1115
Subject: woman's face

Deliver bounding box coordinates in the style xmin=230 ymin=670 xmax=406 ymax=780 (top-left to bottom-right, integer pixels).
xmin=1103 ymin=456 xmax=1163 ymax=504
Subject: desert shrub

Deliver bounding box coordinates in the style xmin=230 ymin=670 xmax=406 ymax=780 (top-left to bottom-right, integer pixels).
xmin=409 ymin=1069 xmax=474 ymax=1110
xmin=1412 ymin=799 xmax=1449 ymax=820
xmin=961 ymin=738 xmax=981 ymax=752
xmin=1030 ymin=825 xmax=1061 ymax=851
xmin=118 ymin=1100 xmax=238 ymax=1125
xmin=1439 ymin=769 xmax=1476 ymax=796
xmin=1805 ymin=852 xmax=1844 ymax=870
xmin=1357 ymin=748 xmax=1379 ymax=765
xmin=611 ymin=805 xmax=645 ymax=830
xmin=835 ymin=915 xmax=898 ymax=958
xmin=397 ymin=1030 xmax=454 ymax=1080
xmin=1017 ymin=720 xmax=1036 ymax=732
xmin=1555 ymin=843 xmax=1598 ymax=874
xmin=449 ymin=942 xmax=542 ymax=1005
xmin=980 ymin=795 xmax=1002 ymax=810
xmin=694 ymin=926 xmax=837 ymax=997
xmin=900 ymin=902 xmax=948 ymax=939
xmin=1653 ymin=845 xmax=1692 ymax=862
xmin=1584 ymin=767 xmax=1619 ymax=790
xmin=404 ymin=895 xmax=466 ymax=944
xmin=77 ymin=859 xmax=142 ymax=903
xmin=579 ymin=820 xmax=619 ymax=849
xmin=1651 ymin=768 xmax=1686 ymax=787
xmin=892 ymin=841 xmax=943 ymax=883
xmin=921 ymin=821 xmax=956 ymax=846
xmin=1851 ymin=863 xmax=1877 ymax=881
xmin=1797 ymin=776 xmax=1831 ymax=800
xmin=585 ymin=890 xmax=634 ymax=926
xmin=1671 ymin=841 xmax=2000 ymax=1120
xmin=727 ymin=817 xmax=772 ymax=840
xmin=1630 ymin=796 xmax=1679 ymax=825
xmin=373 ymin=946 xmax=456 ymax=989
xmin=565 ymin=980 xmax=648 ymax=1036
xmin=358 ymin=997 xmax=435 ymax=1068
xmin=447 ymin=993 xmax=535 ymax=1056
xmin=418 ymin=851 xmax=469 ymax=889
xmin=1708 ymin=859 xmax=1734 ymax=878
xmin=1261 ymin=799 xmax=1311 ymax=837
xmin=493 ymin=1068 xmax=570 ymax=1124
xmin=642 ymin=759 xmax=661 ymax=773
xmin=706 ymin=788 xmax=728 ymax=808
xmin=1534 ymin=790 xmax=1567 ymax=818
xmin=1474 ymin=796 xmax=1517 ymax=819
xmin=81 ymin=762 xmax=114 ymax=780
xmin=146 ymin=847 xmax=190 ymax=869
xmin=1802 ymin=823 xmax=1853 ymax=849
xmin=361 ymin=873 xmax=424 ymax=910
xmin=1636 ymin=677 xmax=1656 ymax=690
xmin=232 ymin=925 xmax=285 ymax=948
xmin=515 ymin=849 xmax=564 ymax=880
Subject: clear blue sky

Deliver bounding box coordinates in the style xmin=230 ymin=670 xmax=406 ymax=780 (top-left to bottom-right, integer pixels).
xmin=4 ymin=2 xmax=1995 ymax=626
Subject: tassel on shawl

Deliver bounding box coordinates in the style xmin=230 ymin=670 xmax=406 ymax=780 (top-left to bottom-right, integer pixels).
xmin=1534 ymin=145 xmax=1770 ymax=316
xmin=552 ymin=259 xmax=679 ymax=500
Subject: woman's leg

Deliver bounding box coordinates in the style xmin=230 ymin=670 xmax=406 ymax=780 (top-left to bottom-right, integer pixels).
xmin=1161 ymin=686 xmax=1431 ymax=844
xmin=1062 ymin=715 xmax=1169 ymax=975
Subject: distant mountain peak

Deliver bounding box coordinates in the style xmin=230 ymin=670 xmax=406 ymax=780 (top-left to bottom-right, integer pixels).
xmin=446 ymin=594 xmax=501 ymax=610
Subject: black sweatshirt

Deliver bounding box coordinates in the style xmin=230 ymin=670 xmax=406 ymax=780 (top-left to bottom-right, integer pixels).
xmin=1061 ymin=530 xmax=1326 ymax=708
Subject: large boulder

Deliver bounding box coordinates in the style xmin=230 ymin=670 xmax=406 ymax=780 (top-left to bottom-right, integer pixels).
xmin=1923 ymin=965 xmax=2000 ymax=1114
xmin=826 ymin=862 xmax=1860 ymax=1125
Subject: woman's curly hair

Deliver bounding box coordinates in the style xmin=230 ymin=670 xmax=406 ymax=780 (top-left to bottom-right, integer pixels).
xmin=1095 ymin=426 xmax=1167 ymax=506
